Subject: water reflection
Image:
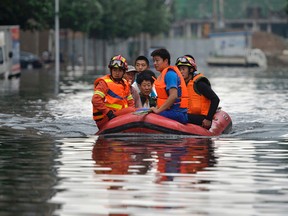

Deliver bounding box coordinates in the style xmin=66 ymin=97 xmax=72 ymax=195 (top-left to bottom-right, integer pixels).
xmin=19 ymin=69 xmax=57 ymax=99
xmin=1 ymin=64 xmax=288 ymax=215
xmin=0 ymin=128 xmax=60 ymax=215
xmin=92 ymin=136 xmax=216 ymax=183
xmin=0 ymin=76 xmax=20 ymax=95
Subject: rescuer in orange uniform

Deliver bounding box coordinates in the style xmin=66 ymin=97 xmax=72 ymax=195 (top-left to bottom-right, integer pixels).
xmin=92 ymin=55 xmax=135 ymax=129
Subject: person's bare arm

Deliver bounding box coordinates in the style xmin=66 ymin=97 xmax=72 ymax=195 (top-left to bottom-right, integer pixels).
xmin=150 ymin=88 xmax=177 ymax=114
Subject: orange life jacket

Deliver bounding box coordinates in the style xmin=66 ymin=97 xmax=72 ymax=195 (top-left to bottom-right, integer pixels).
xmin=155 ymin=138 xmax=212 ymax=183
xmin=187 ymin=73 xmax=211 ymax=115
xmin=93 ymin=75 xmax=132 ymax=121
xmin=154 ymin=66 xmax=188 ymax=108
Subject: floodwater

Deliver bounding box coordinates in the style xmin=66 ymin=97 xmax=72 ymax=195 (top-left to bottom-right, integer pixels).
xmin=0 ymin=65 xmax=288 ymax=216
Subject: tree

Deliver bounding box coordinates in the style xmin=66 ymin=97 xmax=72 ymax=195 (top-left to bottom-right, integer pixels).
xmin=59 ymin=0 xmax=103 ymax=69
xmin=89 ymin=0 xmax=146 ymax=41
xmin=60 ymin=0 xmax=103 ymax=33
xmin=142 ymin=0 xmax=172 ymax=36
xmin=88 ymin=0 xmax=148 ymax=68
xmin=87 ymin=0 xmax=172 ymax=66
xmin=0 ymin=0 xmax=53 ymax=30
xmin=0 ymin=0 xmax=173 ymax=68
xmin=89 ymin=0 xmax=172 ymax=40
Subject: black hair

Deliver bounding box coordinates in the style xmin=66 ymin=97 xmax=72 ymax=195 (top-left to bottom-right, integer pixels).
xmin=151 ymin=48 xmax=170 ymax=65
xmin=135 ymin=55 xmax=149 ymax=66
xmin=136 ymin=70 xmax=156 ymax=85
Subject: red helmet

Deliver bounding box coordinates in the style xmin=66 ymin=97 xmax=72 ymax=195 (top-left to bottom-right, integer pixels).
xmin=108 ymin=55 xmax=128 ymax=71
xmin=175 ymin=55 xmax=197 ymax=71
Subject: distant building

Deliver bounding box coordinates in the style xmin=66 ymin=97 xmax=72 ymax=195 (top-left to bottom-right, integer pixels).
xmin=170 ymin=0 xmax=288 ymax=38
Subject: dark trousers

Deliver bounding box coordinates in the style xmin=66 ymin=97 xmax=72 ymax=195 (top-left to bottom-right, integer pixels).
xmin=187 ymin=114 xmax=206 ymax=125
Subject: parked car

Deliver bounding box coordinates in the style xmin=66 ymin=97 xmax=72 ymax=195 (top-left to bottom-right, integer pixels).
xmin=20 ymin=51 xmax=43 ymax=69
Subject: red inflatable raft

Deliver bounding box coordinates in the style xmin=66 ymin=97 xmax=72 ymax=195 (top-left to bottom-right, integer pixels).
xmin=96 ymin=108 xmax=232 ymax=136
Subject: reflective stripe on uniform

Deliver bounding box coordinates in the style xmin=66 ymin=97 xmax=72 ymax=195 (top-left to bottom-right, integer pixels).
xmin=127 ymin=94 xmax=133 ymax=100
xmin=106 ymin=103 xmax=122 ymax=110
xmin=94 ymin=90 xmax=105 ymax=98
xmin=107 ymin=89 xmax=123 ymax=100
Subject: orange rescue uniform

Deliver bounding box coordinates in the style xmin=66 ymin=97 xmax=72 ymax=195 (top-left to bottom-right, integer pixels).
xmin=92 ymin=75 xmax=134 ymax=126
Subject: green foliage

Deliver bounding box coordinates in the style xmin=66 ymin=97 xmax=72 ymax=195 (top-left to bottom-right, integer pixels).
xmin=173 ymin=0 xmax=213 ymax=20
xmin=173 ymin=0 xmax=287 ymax=20
xmin=0 ymin=0 xmax=172 ymax=40
xmin=224 ymin=0 xmax=287 ymax=19
xmin=0 ymin=0 xmax=53 ymax=30
xmin=89 ymin=0 xmax=146 ymax=40
xmin=142 ymin=0 xmax=172 ymax=36
xmin=60 ymin=0 xmax=103 ymax=32
xmin=89 ymin=0 xmax=172 ymax=40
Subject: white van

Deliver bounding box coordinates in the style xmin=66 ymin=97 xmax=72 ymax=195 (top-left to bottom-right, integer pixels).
xmin=0 ymin=31 xmax=7 ymax=77
xmin=0 ymin=26 xmax=20 ymax=78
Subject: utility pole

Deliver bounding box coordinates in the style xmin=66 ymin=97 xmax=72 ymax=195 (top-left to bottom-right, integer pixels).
xmin=55 ymin=0 xmax=60 ymax=92
xmin=213 ymin=0 xmax=218 ymax=29
xmin=219 ymin=0 xmax=225 ymax=29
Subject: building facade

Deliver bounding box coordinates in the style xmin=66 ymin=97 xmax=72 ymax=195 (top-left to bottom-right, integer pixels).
xmin=170 ymin=0 xmax=288 ymax=38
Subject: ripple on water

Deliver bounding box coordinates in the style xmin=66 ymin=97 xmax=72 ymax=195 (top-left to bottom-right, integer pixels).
xmin=1 ymin=67 xmax=288 ymax=215
xmin=47 ymin=136 xmax=288 ymax=215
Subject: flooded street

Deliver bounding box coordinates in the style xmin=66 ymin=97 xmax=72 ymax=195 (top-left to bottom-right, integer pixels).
xmin=0 ymin=66 xmax=288 ymax=215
